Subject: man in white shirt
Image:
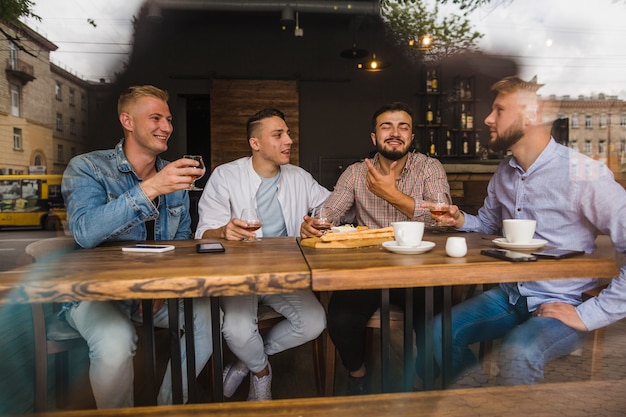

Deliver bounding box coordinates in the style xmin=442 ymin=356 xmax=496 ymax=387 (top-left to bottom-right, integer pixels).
xmin=195 ymin=108 xmax=329 ymax=400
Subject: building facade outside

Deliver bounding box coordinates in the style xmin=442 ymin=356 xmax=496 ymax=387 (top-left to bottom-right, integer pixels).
xmin=50 ymin=64 xmax=91 ymax=174
xmin=0 ymin=20 xmax=91 ymax=175
xmin=541 ymin=95 xmax=626 ymax=174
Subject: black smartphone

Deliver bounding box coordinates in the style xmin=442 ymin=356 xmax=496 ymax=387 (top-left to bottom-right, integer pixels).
xmin=532 ymin=248 xmax=585 ymax=259
xmin=481 ymin=249 xmax=537 ymax=262
xmin=196 ymin=242 xmax=225 ymax=253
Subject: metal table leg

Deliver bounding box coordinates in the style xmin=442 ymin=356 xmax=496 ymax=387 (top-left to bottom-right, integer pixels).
xmin=167 ymin=299 xmax=183 ymax=404
xmin=441 ymin=285 xmax=453 ymax=388
xmin=210 ymin=296 xmax=223 ymax=401
xmin=403 ymin=288 xmax=414 ymax=392
xmin=380 ymin=288 xmax=391 ymax=392
xmin=142 ymin=300 xmax=157 ymax=405
xmin=421 ymin=287 xmax=435 ymax=390
xmin=183 ymin=298 xmax=197 ymax=403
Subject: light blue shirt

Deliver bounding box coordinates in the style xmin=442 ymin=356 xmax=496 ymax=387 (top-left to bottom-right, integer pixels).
xmin=257 ymin=172 xmax=287 ymax=237
xmin=460 ymin=139 xmax=626 ymax=331
xmin=195 ymin=157 xmax=330 ymax=238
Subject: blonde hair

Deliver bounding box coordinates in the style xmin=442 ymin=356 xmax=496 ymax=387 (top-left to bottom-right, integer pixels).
xmin=491 ymin=76 xmax=544 ymax=95
xmin=117 ymin=85 xmax=169 ymax=116
xmin=492 ymin=76 xmax=542 ymax=116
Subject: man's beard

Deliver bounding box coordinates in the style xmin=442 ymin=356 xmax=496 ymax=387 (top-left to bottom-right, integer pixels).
xmin=377 ymin=139 xmax=410 ymax=161
xmin=489 ymin=118 xmax=524 ymax=153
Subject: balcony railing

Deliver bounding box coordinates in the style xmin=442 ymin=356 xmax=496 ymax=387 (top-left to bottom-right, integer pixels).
xmin=6 ymin=58 xmax=36 ymax=84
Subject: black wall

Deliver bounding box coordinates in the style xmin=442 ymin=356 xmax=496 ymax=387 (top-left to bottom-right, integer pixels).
xmin=90 ymin=6 xmax=516 ymax=186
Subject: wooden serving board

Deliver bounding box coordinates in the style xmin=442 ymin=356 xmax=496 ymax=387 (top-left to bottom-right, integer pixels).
xmin=300 ymin=236 xmax=393 ymax=249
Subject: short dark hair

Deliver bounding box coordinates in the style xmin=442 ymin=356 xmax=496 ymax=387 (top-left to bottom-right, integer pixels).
xmin=246 ymin=108 xmax=286 ymax=139
xmin=371 ymin=102 xmax=414 ymax=132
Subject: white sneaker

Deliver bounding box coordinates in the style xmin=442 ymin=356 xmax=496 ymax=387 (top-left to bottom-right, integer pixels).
xmin=247 ymin=362 xmax=272 ymax=401
xmin=222 ymin=360 xmax=249 ymax=398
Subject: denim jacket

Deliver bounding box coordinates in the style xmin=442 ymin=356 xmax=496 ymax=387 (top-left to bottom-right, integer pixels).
xmin=62 ymin=139 xmax=192 ymax=249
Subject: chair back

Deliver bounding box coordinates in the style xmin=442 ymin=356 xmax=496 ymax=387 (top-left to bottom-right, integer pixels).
xmin=25 ymin=236 xmax=76 ymax=263
xmin=25 ymin=236 xmax=85 ymax=412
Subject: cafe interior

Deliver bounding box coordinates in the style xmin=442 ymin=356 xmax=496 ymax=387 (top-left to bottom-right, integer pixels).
xmin=1 ymin=0 xmax=625 ymax=416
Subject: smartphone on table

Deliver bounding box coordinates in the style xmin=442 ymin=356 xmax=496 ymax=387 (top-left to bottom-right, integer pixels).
xmin=122 ymin=244 xmax=175 ymax=253
xmin=531 ymin=248 xmax=584 ymax=259
xmin=481 ymin=249 xmax=537 ymax=262
xmin=196 ymin=242 xmax=225 ymax=253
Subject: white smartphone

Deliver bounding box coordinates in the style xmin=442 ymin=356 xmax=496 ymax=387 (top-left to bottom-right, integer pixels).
xmin=122 ymin=244 xmax=175 ymax=253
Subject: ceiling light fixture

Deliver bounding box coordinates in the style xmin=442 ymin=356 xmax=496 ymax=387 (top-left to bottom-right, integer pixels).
xmin=340 ymin=43 xmax=369 ymax=59
xmin=294 ymin=12 xmax=303 ymax=37
xmin=357 ymin=53 xmax=389 ymax=72
xmin=280 ymin=6 xmax=295 ymax=30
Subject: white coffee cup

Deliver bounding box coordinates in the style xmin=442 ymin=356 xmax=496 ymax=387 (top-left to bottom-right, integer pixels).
xmin=391 ymin=221 xmax=424 ymax=247
xmin=446 ymin=237 xmax=467 ymax=257
xmin=503 ymin=219 xmax=536 ymax=244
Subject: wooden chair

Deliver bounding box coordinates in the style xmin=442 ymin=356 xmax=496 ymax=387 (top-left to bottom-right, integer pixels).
xmin=580 ymin=285 xmax=608 ymax=380
xmin=24 ymin=236 xmax=87 ymax=412
xmin=323 ymin=304 xmax=405 ymax=396
xmin=321 ymin=286 xmax=471 ymax=396
xmin=31 ymin=303 xmax=86 ymax=411
xmin=578 ymin=234 xmax=625 ymax=380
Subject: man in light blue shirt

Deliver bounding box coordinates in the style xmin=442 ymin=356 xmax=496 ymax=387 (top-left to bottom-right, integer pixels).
xmin=195 ymin=108 xmax=329 ymax=400
xmin=422 ymin=76 xmax=626 ymax=385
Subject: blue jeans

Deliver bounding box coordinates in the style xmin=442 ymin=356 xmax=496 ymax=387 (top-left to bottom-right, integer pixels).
xmin=418 ymin=286 xmax=588 ymax=385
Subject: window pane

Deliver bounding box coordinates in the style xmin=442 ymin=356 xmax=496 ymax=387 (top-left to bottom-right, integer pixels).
xmin=13 ymin=128 xmax=22 ymax=150
xmin=10 ymin=84 xmax=20 ymax=117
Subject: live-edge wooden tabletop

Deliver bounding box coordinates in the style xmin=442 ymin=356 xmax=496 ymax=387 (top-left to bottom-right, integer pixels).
xmin=300 ymin=231 xmax=620 ymax=291
xmin=1 ymin=232 xmax=620 ymax=304
xmin=0 ymin=237 xmax=310 ymax=304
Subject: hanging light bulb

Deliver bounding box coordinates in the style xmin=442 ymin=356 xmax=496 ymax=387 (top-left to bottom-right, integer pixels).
xmin=357 ymin=53 xmax=389 ymax=72
xmin=369 ymin=54 xmax=380 ymax=70
xmin=294 ymin=12 xmax=303 ymax=37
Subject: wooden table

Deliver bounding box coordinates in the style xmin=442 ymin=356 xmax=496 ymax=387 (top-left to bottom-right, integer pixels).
xmin=15 ymin=380 xmax=626 ymax=417
xmin=1 ymin=234 xmax=620 ymax=404
xmin=0 ymin=237 xmax=310 ymax=303
xmin=0 ymin=237 xmax=311 ymax=404
xmin=301 ymin=230 xmax=620 ymax=391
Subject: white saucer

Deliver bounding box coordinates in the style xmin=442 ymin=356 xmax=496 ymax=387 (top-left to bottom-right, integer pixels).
xmin=382 ymin=240 xmax=436 ymax=255
xmin=492 ymin=238 xmax=548 ymax=250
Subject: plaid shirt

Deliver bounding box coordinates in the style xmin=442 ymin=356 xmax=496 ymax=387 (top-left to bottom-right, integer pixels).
xmin=324 ymin=152 xmax=450 ymax=228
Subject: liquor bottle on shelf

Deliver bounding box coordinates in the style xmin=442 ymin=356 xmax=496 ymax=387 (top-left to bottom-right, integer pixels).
xmin=459 ymin=82 xmax=465 ymax=99
xmin=426 ymin=101 xmax=434 ymax=124
xmin=435 ymin=108 xmax=441 ymax=125
xmin=429 ymin=130 xmax=437 ymax=156
xmin=426 ymin=70 xmax=432 ymax=93
xmin=462 ymin=132 xmax=469 ymax=155
xmin=466 ymin=108 xmax=474 ymax=129
xmin=445 ymin=130 xmax=452 ymax=156
xmin=460 ymin=104 xmax=467 ymax=129
xmin=464 ymin=82 xmax=472 ymax=99
xmin=431 ymin=69 xmax=438 ymax=92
